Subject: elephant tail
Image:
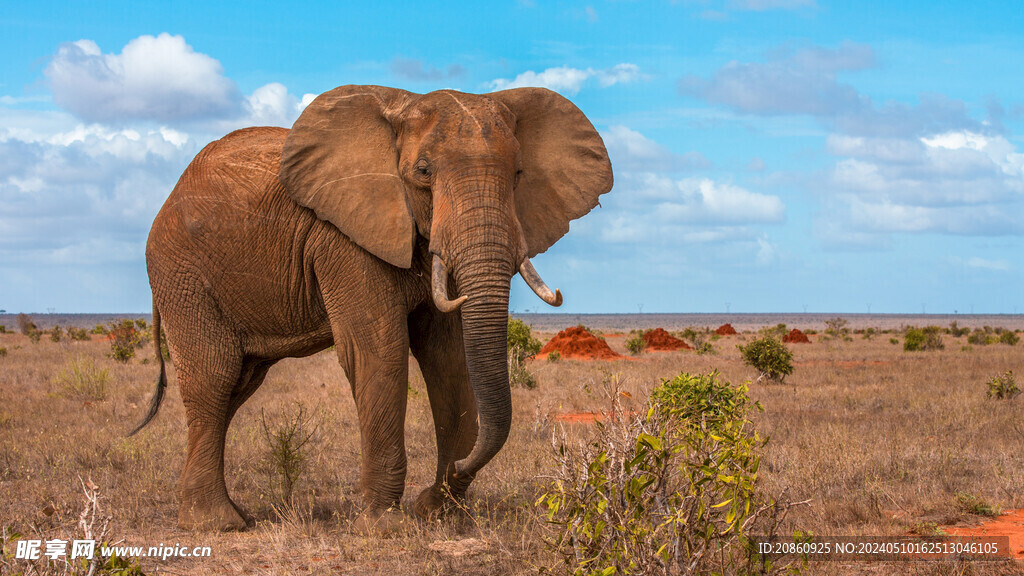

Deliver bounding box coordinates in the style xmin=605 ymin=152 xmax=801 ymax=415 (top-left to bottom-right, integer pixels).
xmin=128 ymin=302 xmax=167 ymax=436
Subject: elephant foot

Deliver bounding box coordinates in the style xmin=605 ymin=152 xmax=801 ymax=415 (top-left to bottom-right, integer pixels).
xmin=414 ymin=484 xmax=470 ymax=521
xmin=177 ymin=497 xmax=249 ymax=532
xmin=350 ymin=506 xmax=408 ymax=536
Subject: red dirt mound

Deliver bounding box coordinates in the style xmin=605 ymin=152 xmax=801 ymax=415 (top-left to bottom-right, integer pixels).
xmin=943 ymin=509 xmax=1024 ymax=559
xmin=715 ymin=323 xmax=737 ymax=336
xmin=782 ymin=328 xmax=811 ymax=343
xmin=642 ymin=328 xmax=692 ymax=351
xmin=539 ymin=326 xmax=624 ymax=361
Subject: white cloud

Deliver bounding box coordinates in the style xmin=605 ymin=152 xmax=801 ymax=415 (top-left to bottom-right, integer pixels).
xmin=965 ymin=257 xmax=1011 ymax=272
xmin=489 ymin=63 xmax=645 ymax=95
xmin=45 ymin=34 xmax=242 ymax=124
xmin=654 ymin=177 xmax=785 ymax=223
xmin=600 ymin=125 xmax=709 ymax=172
xmin=244 ymin=83 xmax=300 ymax=128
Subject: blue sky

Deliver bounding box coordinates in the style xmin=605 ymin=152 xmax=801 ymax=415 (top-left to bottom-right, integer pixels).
xmin=1 ymin=1 xmax=1022 ymax=314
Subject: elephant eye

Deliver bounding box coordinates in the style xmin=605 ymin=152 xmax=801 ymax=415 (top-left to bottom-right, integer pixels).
xmin=415 ymin=160 xmax=432 ymax=177
xmin=514 ymin=169 xmax=523 ymax=187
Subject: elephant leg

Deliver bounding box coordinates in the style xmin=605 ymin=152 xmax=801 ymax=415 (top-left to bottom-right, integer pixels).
xmin=331 ymin=316 xmax=411 ymax=533
xmin=168 ymin=287 xmax=273 ymax=533
xmin=408 ymin=304 xmax=478 ymax=520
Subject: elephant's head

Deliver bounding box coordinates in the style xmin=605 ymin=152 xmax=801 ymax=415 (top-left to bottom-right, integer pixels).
xmin=279 ymin=85 xmax=612 ymax=478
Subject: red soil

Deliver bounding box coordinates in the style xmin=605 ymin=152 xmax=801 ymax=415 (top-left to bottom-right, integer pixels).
xmin=782 ymin=328 xmax=811 ymax=343
xmin=642 ymin=328 xmax=692 ymax=351
xmin=943 ymin=509 xmax=1024 ymax=560
xmin=715 ymin=323 xmax=737 ymax=336
xmin=539 ymin=326 xmax=624 ymax=361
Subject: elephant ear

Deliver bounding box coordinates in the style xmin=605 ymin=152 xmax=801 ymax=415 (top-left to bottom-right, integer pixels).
xmin=280 ymin=85 xmax=416 ymax=268
xmin=489 ymin=87 xmax=613 ymax=257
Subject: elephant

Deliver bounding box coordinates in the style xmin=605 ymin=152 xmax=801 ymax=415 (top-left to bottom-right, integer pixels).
xmin=133 ymin=84 xmax=612 ymax=532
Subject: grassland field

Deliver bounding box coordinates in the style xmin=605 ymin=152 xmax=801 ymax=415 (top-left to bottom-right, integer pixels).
xmin=1 ymin=315 xmax=1022 ymax=575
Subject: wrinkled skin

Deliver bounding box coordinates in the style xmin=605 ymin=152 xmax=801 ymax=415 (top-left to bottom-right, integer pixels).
xmin=141 ymin=86 xmax=612 ymax=532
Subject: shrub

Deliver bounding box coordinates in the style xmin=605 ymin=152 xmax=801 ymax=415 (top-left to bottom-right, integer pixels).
xmin=54 ymin=355 xmax=110 ymax=400
xmin=903 ymin=326 xmax=943 ymax=351
xmin=986 ymin=371 xmax=1020 ymax=400
xmin=547 ymin=351 xmax=561 ymax=362
xmin=625 ymin=331 xmax=647 ymax=355
xmin=860 ymin=327 xmax=877 ymax=340
xmin=49 ymin=325 xmax=63 ymax=342
xmin=949 ymin=321 xmax=970 ymax=337
xmin=508 ymin=318 xmax=541 ymax=388
xmin=108 ymin=319 xmax=147 ymax=363
xmin=28 ymin=330 xmax=41 ymax=344
xmin=68 ymin=327 xmax=89 ymax=341
xmin=680 ymin=327 xmax=714 ymax=355
xmin=90 ymin=324 xmax=108 ymax=335
xmin=261 ymin=403 xmax=321 ymax=503
xmin=956 ymin=492 xmax=1000 ymax=517
xmin=538 ymin=372 xmax=804 ymax=576
xmin=0 ymin=325 xmax=6 ymax=333
xmin=967 ymin=329 xmax=991 ymax=346
xmin=16 ymin=313 xmax=36 ymax=335
xmin=0 ymin=347 xmax=7 ymax=357
xmin=999 ymin=331 xmax=1019 ymax=346
xmin=889 ymin=337 xmax=899 ymax=345
xmin=823 ymin=317 xmax=850 ymax=342
xmin=759 ymin=323 xmax=788 ymax=340
xmin=738 ymin=337 xmax=794 ymax=383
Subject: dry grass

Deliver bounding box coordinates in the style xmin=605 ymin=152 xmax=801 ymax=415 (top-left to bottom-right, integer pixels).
xmin=1 ymin=324 xmax=1022 ymax=575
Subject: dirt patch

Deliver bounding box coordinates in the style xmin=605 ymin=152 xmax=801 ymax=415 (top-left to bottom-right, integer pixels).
xmin=782 ymin=329 xmax=811 ymax=344
xmin=943 ymin=509 xmax=1024 ymax=559
xmin=642 ymin=328 xmax=692 ymax=351
xmin=715 ymin=323 xmax=737 ymax=336
xmin=539 ymin=326 xmax=624 ymax=361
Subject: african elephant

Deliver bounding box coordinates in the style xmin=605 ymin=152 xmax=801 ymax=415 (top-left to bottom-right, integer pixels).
xmin=134 ymin=85 xmax=612 ymax=532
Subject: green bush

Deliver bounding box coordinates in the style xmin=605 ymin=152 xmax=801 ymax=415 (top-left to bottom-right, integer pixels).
xmin=0 ymin=347 xmax=7 ymax=357
xmin=547 ymin=351 xmax=561 ymax=362
xmin=999 ymin=331 xmax=1019 ymax=346
xmin=538 ymin=372 xmax=803 ymax=576
xmin=67 ymin=327 xmax=89 ymax=341
xmin=986 ymin=371 xmax=1020 ymax=400
xmin=0 ymin=325 xmax=6 ymax=334
xmin=54 ymin=355 xmax=110 ymax=400
xmin=967 ymin=329 xmax=991 ymax=346
xmin=108 ymin=319 xmax=148 ymax=363
xmin=904 ymin=326 xmax=944 ymax=351
xmin=889 ymin=337 xmax=899 ymax=345
xmin=759 ymin=323 xmax=788 ymax=340
xmin=625 ymin=331 xmax=647 ymax=355
xmin=49 ymin=325 xmax=63 ymax=342
xmin=90 ymin=324 xmax=108 ymax=335
xmin=508 ymin=318 xmax=541 ymax=388
xmin=738 ymin=337 xmax=794 ymax=383
xmin=948 ymin=321 xmax=970 ymax=337
xmin=28 ymin=330 xmax=41 ymax=344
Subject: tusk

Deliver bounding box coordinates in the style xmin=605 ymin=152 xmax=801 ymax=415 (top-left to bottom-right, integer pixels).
xmin=432 ymin=255 xmax=467 ymax=313
xmin=519 ymin=258 xmax=563 ymax=307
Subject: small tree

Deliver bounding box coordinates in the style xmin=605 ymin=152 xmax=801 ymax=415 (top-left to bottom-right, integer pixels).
xmin=538 ymin=371 xmax=806 ymax=576
xmin=507 ymin=318 xmax=541 ymax=388
xmin=16 ymin=313 xmax=36 ymax=335
xmin=108 ymin=319 xmax=145 ymax=363
xmin=625 ymin=330 xmax=647 ymax=355
xmin=260 ymin=403 xmax=321 ymax=504
xmin=823 ymin=317 xmax=850 ymax=342
xmin=904 ymin=326 xmax=944 ymax=351
xmin=999 ymin=331 xmax=1020 ymax=346
xmin=738 ymin=337 xmax=794 ymax=384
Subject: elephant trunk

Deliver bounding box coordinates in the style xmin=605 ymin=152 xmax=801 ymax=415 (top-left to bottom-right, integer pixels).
xmin=435 ymin=169 xmax=519 ymax=479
